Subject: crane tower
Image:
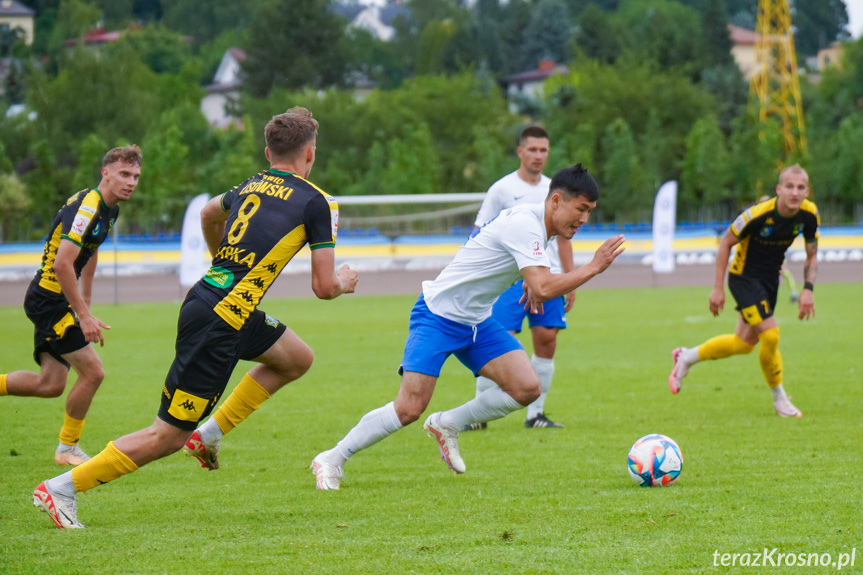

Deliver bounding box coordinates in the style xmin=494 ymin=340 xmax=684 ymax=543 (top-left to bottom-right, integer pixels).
xmin=749 ymin=0 xmax=807 ymax=157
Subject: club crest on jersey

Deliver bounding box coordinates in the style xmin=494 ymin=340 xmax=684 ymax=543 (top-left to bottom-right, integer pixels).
xmin=793 ymin=223 xmax=802 ymax=236
xmin=760 ymin=226 xmax=773 ymax=237
xmin=90 ymin=222 xmax=101 ymax=236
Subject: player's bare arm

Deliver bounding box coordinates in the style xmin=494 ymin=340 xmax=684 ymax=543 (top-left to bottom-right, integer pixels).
xmin=556 ymin=235 xmax=577 ymax=312
xmin=798 ymin=240 xmax=818 ymax=321
xmin=710 ymin=230 xmax=738 ymax=317
xmin=521 ymin=235 xmax=625 ymax=303
xmin=80 ymin=250 xmax=98 ymax=308
xmin=200 ymin=195 xmax=230 ymax=260
xmin=54 ymin=239 xmax=110 ymax=346
xmin=310 ymin=247 xmax=358 ymax=299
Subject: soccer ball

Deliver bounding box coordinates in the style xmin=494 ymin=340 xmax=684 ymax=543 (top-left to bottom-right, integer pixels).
xmin=627 ymin=434 xmax=683 ymax=487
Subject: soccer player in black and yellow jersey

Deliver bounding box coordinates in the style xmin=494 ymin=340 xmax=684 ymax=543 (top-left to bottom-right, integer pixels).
xmin=2 ymin=146 xmax=142 ymax=466
xmin=669 ymin=165 xmax=819 ymax=418
xmin=33 ymin=107 xmax=358 ymax=529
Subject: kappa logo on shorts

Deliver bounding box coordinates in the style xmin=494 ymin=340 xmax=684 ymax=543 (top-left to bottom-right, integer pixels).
xmin=167 ymin=389 xmax=208 ymax=422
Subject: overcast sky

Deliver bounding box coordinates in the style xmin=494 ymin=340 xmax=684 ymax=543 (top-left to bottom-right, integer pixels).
xmin=848 ymin=0 xmax=863 ymax=38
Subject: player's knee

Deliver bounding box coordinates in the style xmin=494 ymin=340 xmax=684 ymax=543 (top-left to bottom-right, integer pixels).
xmin=39 ymin=376 xmax=66 ymax=398
xmin=758 ymin=327 xmax=780 ymax=349
xmin=513 ymin=377 xmax=541 ymax=406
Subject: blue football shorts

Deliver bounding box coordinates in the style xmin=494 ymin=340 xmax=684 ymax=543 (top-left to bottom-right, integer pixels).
xmin=492 ymin=280 xmax=567 ymax=334
xmin=399 ymin=294 xmax=523 ymax=378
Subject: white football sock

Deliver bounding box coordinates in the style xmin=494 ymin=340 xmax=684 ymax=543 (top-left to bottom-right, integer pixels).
xmin=475 ymin=375 xmax=496 ymax=399
xmin=526 ymin=355 xmax=554 ymax=420
xmin=439 ymin=387 xmax=523 ymax=430
xmin=770 ymin=384 xmax=787 ymax=401
xmin=333 ymin=401 xmax=403 ymax=463
xmin=56 ymin=442 xmax=75 ymax=453
xmin=197 ymin=417 xmax=224 ymax=444
xmin=47 ymin=470 xmax=76 ymax=497
xmin=682 ymin=347 xmax=700 ymax=365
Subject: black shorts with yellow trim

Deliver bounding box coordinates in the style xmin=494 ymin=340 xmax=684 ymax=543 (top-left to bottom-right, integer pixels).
xmin=23 ymin=284 xmax=87 ymax=368
xmin=157 ymin=291 xmax=287 ymax=430
xmin=728 ymin=273 xmax=779 ymax=326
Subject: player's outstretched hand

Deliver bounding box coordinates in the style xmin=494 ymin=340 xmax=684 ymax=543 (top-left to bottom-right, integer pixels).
xmin=591 ymin=235 xmax=626 ymax=274
xmin=708 ymin=286 xmax=725 ymax=317
xmin=337 ymin=264 xmax=359 ymax=294
xmin=797 ymin=289 xmax=815 ymax=320
xmin=518 ymin=284 xmax=544 ymax=315
xmin=80 ymin=314 xmax=111 ymax=347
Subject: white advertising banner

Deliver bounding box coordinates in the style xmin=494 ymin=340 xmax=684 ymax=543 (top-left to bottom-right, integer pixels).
xmin=652 ymin=181 xmax=677 ymax=274
xmin=179 ymin=193 xmax=211 ymax=287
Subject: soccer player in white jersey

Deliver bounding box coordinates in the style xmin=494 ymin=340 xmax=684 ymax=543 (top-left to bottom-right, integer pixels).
xmin=467 ymin=126 xmax=574 ymax=430
xmin=311 ymin=165 xmax=625 ymax=489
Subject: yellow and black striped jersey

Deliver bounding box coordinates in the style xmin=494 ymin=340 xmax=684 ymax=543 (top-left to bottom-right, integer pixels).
xmin=194 ymin=169 xmax=339 ymax=330
xmin=728 ymin=197 xmax=819 ymax=279
xmin=32 ymin=188 xmax=119 ymax=297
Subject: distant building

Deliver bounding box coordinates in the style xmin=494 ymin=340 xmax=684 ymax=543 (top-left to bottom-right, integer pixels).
xmin=62 ymin=27 xmax=127 ymax=48
xmin=202 ymin=48 xmax=246 ymax=128
xmin=330 ymin=2 xmax=410 ymax=42
xmin=0 ymin=0 xmax=35 ymax=45
xmin=499 ymin=59 xmax=568 ymax=111
xmin=729 ymin=24 xmax=759 ymax=79
xmin=817 ymin=42 xmax=843 ymax=71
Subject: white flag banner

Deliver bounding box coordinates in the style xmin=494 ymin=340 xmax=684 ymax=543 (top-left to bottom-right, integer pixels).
xmin=179 ymin=193 xmax=211 ymax=287
xmin=652 ymin=181 xmax=677 ymax=274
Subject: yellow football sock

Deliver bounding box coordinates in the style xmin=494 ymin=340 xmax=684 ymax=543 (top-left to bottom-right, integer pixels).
xmin=697 ymin=334 xmax=755 ymax=361
xmin=58 ymin=413 xmax=86 ymax=446
xmin=758 ymin=327 xmax=783 ymax=387
xmin=72 ymin=441 xmax=139 ymax=493
xmin=0 ymin=374 xmax=7 ymax=396
xmin=212 ymin=374 xmax=271 ymax=435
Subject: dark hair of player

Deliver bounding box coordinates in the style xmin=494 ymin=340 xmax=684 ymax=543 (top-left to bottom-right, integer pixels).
xmin=548 ymin=164 xmax=600 ymax=202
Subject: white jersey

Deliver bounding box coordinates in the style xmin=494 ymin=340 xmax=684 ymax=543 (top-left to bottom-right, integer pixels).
xmin=423 ymin=203 xmax=552 ymax=325
xmin=474 ymin=171 xmax=562 ymax=273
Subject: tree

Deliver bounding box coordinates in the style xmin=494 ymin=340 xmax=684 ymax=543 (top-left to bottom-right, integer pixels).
xmin=519 ymin=0 xmax=572 ymax=69
xmin=48 ymin=0 xmax=100 ymax=53
xmin=110 ymin=24 xmax=193 ymax=75
xmin=415 ymin=20 xmax=457 ymax=75
xmin=599 ymin=117 xmax=640 ymax=220
xmin=72 ymin=133 xmax=108 ymax=191
xmin=0 ymin=172 xmax=31 ymax=241
xmin=792 ymin=0 xmax=850 ymax=57
xmin=241 ymin=0 xmax=349 ymax=97
xmin=162 ymin=0 xmax=263 ymax=47
xmin=615 ymin=0 xmax=709 ymax=77
xmin=728 ymin=108 xmax=784 ymax=204
xmin=135 ymin=123 xmax=190 ymax=231
xmin=680 ymin=114 xmax=732 ymax=213
xmin=573 ymin=3 xmax=623 ymax=64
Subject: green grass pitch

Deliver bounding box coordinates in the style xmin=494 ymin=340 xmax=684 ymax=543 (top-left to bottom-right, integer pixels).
xmin=1 ymin=284 xmax=860 ymax=574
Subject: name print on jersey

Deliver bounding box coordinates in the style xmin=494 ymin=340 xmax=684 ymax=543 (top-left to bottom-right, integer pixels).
xmin=238 ymin=172 xmax=295 ymax=201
